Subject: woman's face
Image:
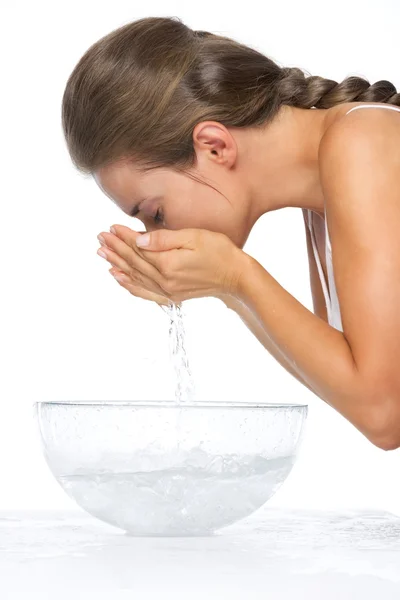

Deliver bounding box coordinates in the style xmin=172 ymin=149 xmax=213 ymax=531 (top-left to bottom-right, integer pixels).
xmin=93 ymin=156 xmax=253 ymax=249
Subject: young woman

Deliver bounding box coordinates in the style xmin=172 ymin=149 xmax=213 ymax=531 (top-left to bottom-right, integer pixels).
xmin=62 ymin=17 xmax=400 ymax=450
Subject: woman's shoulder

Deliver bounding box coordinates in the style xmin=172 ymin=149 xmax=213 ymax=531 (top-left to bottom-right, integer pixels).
xmin=318 ymin=102 xmax=400 ymax=175
xmin=322 ymin=101 xmax=400 ymax=136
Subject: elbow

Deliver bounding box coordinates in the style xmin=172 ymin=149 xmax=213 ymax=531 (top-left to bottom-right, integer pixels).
xmin=372 ymin=433 xmax=400 ymax=451
xmin=364 ymin=397 xmax=400 ymax=451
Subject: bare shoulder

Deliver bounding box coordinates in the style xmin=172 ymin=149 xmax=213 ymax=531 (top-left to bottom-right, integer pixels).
xmin=319 ymin=102 xmax=400 ymax=154
xmin=318 ymin=103 xmax=400 ymax=190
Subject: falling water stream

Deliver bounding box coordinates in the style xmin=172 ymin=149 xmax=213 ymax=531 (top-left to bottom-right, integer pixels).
xmin=159 ymin=301 xmax=197 ymax=404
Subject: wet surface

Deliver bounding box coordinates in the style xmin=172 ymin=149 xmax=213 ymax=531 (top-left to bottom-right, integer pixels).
xmin=1 ymin=507 xmax=400 ymax=598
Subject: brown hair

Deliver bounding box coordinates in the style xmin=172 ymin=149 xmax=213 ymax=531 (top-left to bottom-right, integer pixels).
xmin=61 ymin=16 xmax=399 ymax=179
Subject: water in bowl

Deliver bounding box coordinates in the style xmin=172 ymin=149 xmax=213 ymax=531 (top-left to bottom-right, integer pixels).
xmin=58 ymin=450 xmax=295 ymax=536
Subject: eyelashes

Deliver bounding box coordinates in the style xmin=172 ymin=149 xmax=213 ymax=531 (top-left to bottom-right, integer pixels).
xmin=154 ymin=208 xmax=164 ymax=224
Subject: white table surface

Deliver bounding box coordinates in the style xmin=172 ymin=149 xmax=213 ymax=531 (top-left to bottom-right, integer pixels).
xmin=1 ymin=507 xmax=400 ymax=599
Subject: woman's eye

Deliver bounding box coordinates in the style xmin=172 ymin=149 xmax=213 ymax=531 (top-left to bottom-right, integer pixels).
xmin=154 ymin=208 xmax=164 ymax=225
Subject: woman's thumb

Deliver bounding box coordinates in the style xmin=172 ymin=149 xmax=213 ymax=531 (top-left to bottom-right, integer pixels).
xmin=136 ymin=232 xmax=151 ymax=248
xmin=136 ymin=229 xmax=191 ymax=251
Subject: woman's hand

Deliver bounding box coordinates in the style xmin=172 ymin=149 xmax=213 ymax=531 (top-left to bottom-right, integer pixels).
xmin=96 ymin=225 xmax=248 ymax=306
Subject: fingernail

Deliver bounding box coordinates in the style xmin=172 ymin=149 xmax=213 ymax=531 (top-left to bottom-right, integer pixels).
xmin=97 ymin=234 xmax=106 ymax=244
xmin=115 ymin=274 xmax=128 ymax=283
xmin=110 ymin=227 xmax=117 ymax=234
xmin=136 ymin=233 xmax=150 ymax=247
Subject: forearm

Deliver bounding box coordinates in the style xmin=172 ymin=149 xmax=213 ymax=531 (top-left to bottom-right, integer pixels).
xmin=232 ymin=255 xmax=389 ymax=443
xmin=216 ymin=293 xmax=314 ymax=393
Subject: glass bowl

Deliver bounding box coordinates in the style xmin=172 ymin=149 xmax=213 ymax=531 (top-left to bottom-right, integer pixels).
xmin=34 ymin=400 xmax=308 ymax=536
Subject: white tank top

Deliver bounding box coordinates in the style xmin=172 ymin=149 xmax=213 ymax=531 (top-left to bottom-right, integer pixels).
xmin=307 ymin=104 xmax=400 ymax=331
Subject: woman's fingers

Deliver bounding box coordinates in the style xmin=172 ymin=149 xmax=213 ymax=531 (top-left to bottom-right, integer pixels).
xmin=109 ymin=268 xmax=170 ymax=306
xmin=98 ymin=231 xmax=162 ymax=280
xmin=98 ymin=243 xmax=133 ymax=276
xmin=99 ymin=244 xmax=166 ymax=296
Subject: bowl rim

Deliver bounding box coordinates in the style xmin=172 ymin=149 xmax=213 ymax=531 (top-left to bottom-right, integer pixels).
xmin=34 ymin=400 xmax=308 ymax=409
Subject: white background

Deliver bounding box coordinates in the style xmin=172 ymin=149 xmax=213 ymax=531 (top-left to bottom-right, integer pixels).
xmin=1 ymin=0 xmax=399 ymax=513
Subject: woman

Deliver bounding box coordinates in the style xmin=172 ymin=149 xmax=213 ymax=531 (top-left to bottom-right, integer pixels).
xmin=62 ymin=17 xmax=400 ymax=450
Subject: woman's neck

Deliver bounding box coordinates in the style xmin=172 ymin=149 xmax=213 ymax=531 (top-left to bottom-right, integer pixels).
xmin=242 ymin=105 xmax=336 ymax=221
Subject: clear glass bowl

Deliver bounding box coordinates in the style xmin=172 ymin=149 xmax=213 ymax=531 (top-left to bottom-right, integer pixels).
xmin=34 ymin=400 xmax=308 ymax=536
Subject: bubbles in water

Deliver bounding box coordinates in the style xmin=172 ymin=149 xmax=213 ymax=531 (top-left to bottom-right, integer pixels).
xmin=160 ymin=301 xmax=197 ymax=404
xmin=58 ymin=452 xmax=295 ymax=536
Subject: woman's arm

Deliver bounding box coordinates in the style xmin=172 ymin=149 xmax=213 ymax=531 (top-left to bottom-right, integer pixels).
xmin=216 ymin=292 xmax=314 ymax=393
xmin=231 ymin=252 xmax=398 ymax=451
xmin=216 ymin=209 xmax=330 ymax=394
xmin=217 ymin=209 xmax=332 ymax=394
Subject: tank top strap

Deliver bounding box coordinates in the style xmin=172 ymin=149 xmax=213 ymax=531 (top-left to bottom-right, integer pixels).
xmin=306 ymin=210 xmax=332 ymax=317
xmin=346 ymin=104 xmax=400 ymax=115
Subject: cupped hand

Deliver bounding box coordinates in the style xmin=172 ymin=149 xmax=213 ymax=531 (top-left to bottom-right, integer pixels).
xmin=96 ymin=225 xmax=247 ymax=306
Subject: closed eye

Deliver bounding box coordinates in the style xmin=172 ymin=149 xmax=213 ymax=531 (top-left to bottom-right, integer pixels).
xmin=154 ymin=208 xmax=164 ymax=225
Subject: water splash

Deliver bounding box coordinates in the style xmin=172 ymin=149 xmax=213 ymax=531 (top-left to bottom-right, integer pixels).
xmin=160 ymin=301 xmax=197 ymax=404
